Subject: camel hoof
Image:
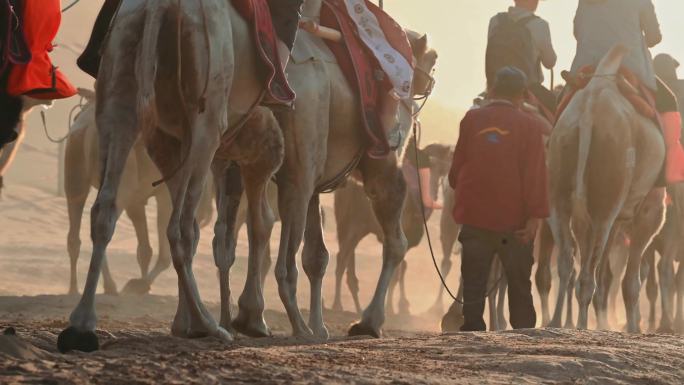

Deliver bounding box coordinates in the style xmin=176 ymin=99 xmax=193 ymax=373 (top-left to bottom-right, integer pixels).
xmin=103 ymin=284 xmax=118 ymax=296
xmin=57 ymin=327 xmax=99 ymax=353
xmin=657 ymin=325 xmax=675 ymax=334
xmin=331 ymin=301 xmax=343 ymax=312
xmin=232 ymin=315 xmax=271 ymax=338
xmin=348 ymin=322 xmax=381 ymax=338
xmin=121 ymin=279 xmax=151 ymax=295
xmin=214 ymin=327 xmax=234 ymax=343
xmin=311 ymin=324 xmax=330 ymax=341
xmin=440 ymin=309 xmax=464 ymax=333
xmin=563 ymin=322 xmax=575 ymax=329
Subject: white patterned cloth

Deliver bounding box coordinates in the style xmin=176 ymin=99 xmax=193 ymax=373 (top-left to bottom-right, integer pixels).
xmin=343 ymin=0 xmax=414 ymax=100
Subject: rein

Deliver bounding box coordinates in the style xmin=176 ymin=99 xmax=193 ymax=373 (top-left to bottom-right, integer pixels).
xmin=40 ymin=95 xmax=87 ymax=144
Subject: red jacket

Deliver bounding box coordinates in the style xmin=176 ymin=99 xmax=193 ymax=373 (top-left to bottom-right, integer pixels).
xmin=449 ymin=101 xmax=549 ymax=233
xmin=7 ymin=0 xmax=76 ymax=100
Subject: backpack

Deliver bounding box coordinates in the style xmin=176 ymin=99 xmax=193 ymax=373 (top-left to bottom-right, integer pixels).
xmin=485 ymin=12 xmax=538 ymax=88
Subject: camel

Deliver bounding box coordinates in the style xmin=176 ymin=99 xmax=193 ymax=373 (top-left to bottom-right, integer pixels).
xmin=331 ymin=143 xmax=452 ymax=316
xmin=64 ymin=89 xmax=213 ymax=296
xmin=547 ymin=45 xmax=666 ymax=333
xmin=58 ymin=0 xmax=283 ymax=352
xmin=215 ymin=0 xmax=438 ymax=339
xmin=0 ymin=97 xmax=53 ymax=198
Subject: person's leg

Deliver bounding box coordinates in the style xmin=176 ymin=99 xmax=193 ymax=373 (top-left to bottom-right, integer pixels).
xmin=267 ymin=0 xmax=305 ymax=69
xmin=528 ymin=83 xmax=558 ymax=115
xmin=498 ymin=235 xmax=536 ymax=329
xmin=459 ymin=226 xmax=497 ymax=331
xmin=77 ymin=0 xmax=122 ymax=78
xmin=656 ymin=77 xmax=684 ymax=184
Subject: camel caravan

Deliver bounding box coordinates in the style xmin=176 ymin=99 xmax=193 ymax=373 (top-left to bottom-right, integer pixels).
xmin=1 ymin=0 xmax=684 ymax=355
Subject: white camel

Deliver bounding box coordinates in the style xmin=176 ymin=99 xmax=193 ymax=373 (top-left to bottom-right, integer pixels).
xmin=548 ymin=45 xmax=666 ymax=332
xmin=58 ymin=0 xmax=282 ymax=352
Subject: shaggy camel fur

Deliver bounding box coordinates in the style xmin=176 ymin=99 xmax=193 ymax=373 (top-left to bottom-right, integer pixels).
xmin=58 ymin=0 xmax=282 ymax=352
xmin=331 ymin=144 xmax=452 ymax=316
xmin=548 ymin=45 xmax=666 ymax=333
xmin=64 ymin=90 xmax=213 ymax=296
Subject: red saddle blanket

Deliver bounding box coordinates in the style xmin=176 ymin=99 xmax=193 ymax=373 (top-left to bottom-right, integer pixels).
xmin=320 ymin=0 xmax=414 ymax=159
xmin=232 ymin=0 xmax=295 ymax=105
xmin=557 ymin=66 xmax=657 ymax=123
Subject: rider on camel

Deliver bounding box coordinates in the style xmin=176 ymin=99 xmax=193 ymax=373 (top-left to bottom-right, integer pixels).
xmin=486 ymin=0 xmax=557 ymax=115
xmin=0 ymin=0 xmax=77 ymax=148
xmin=77 ymin=0 xmax=305 ymax=107
xmin=571 ymin=0 xmax=684 ymax=184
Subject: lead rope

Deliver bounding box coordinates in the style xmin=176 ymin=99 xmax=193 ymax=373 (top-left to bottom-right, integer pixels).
xmin=412 ymin=120 xmax=503 ymax=306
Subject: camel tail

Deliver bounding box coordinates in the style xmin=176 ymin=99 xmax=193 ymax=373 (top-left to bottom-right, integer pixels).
xmin=574 ymin=45 xmax=629 ymax=217
xmin=135 ymin=5 xmax=167 ymax=134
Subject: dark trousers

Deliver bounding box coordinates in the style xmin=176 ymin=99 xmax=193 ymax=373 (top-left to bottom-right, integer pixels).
xmin=459 ymin=225 xmax=536 ymax=331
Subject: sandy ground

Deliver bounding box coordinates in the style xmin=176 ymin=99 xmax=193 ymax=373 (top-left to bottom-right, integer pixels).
xmin=1 ymin=295 xmax=683 ymax=385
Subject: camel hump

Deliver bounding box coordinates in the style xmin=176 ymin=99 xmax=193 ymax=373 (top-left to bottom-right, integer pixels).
xmin=593 ymin=44 xmax=630 ymax=79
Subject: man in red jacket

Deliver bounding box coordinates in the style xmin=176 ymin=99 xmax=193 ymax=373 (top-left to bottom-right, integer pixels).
xmin=448 ymin=67 xmax=549 ymax=331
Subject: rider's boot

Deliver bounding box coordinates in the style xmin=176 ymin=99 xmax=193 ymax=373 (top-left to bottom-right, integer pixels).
xmin=77 ymin=0 xmax=122 ymax=79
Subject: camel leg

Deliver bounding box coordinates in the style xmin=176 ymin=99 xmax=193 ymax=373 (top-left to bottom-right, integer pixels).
xmin=274 ymin=178 xmax=314 ymax=337
xmin=593 ymin=231 xmax=617 ymax=330
xmin=65 ymin=133 xmax=91 ymax=295
xmin=657 ymin=234 xmax=677 ymax=333
xmin=496 ymin=272 xmax=508 ymax=330
xmin=211 ymin=161 xmax=242 ymax=333
xmin=349 ymin=155 xmax=408 ymax=338
xmin=164 ymin=131 xmax=231 ymax=342
xmin=301 ymin=194 xmax=330 ymax=339
xmin=386 ymin=262 xmax=401 ymax=317
xmin=548 ymin=203 xmax=575 ymax=328
xmin=487 ymin=258 xmax=501 ymax=331
xmin=674 ymin=262 xmax=684 ymax=333
xmin=126 ymin=202 xmax=154 ymax=280
xmin=57 ymin=78 xmax=139 ymax=352
xmin=431 ymin=222 xmax=461 ymax=315
xmin=145 ymin=190 xmax=173 ymax=285
xmin=332 ymin=232 xmax=363 ymax=313
xmin=576 ymin=221 xmax=614 ymax=330
xmin=347 ymin=246 xmax=363 ymax=314
xmin=623 ymin=189 xmax=666 ymax=333
xmin=119 ymin=202 xmax=155 ymax=295
xmin=535 ymin=223 xmax=554 ymax=326
xmin=397 ymin=259 xmax=410 ymax=316
xmin=564 ymin=267 xmax=577 ymax=329
xmin=233 ymin=141 xmax=281 ymax=338
xmin=642 ymin=244 xmax=658 ymax=332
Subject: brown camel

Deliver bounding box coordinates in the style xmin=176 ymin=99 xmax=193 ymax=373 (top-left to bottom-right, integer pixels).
xmin=58 ymin=0 xmax=282 ymax=352
xmin=548 ymin=45 xmax=666 ymax=332
xmin=331 ymin=143 xmax=453 ymax=316
xmin=64 ymin=89 xmax=213 ymax=296
xmin=217 ymin=0 xmax=439 ymax=339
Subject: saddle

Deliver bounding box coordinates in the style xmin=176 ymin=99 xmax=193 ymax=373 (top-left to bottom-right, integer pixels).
xmin=232 ymin=0 xmax=296 ymax=106
xmin=320 ymin=0 xmax=414 ymax=159
xmin=557 ymin=66 xmax=657 ymax=122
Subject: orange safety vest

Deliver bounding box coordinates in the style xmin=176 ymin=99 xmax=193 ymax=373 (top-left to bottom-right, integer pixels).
xmin=6 ymin=0 xmax=76 ymax=100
